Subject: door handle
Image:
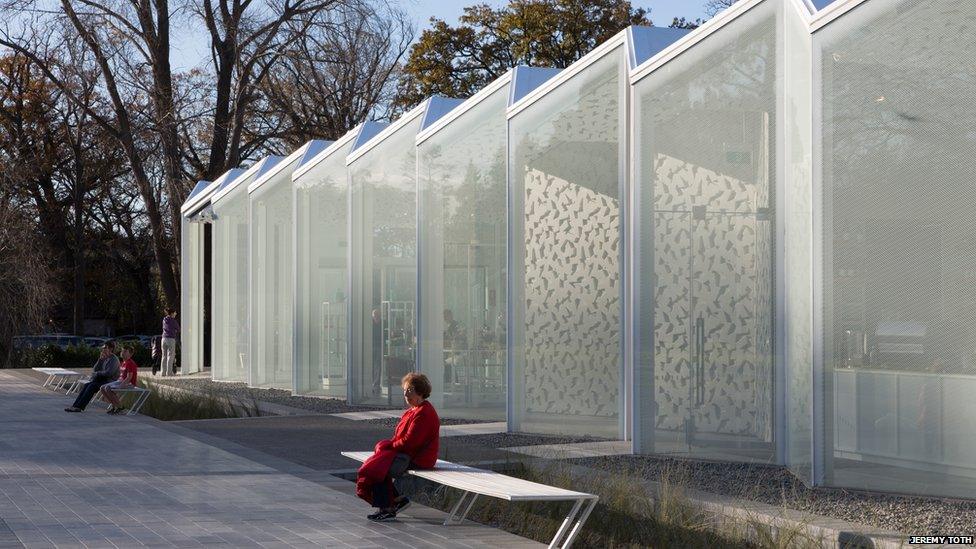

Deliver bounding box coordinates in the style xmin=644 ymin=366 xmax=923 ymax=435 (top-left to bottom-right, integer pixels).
xmin=695 ymin=315 xmax=705 ymax=406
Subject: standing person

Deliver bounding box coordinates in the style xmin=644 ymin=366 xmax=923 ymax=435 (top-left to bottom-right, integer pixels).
xmin=100 ymin=346 xmax=139 ymax=414
xmin=150 ymin=335 xmax=161 ymax=376
xmin=64 ymin=341 xmax=120 ymax=412
xmin=355 ymin=373 xmax=440 ymax=522
xmin=161 ymin=308 xmax=179 ymax=376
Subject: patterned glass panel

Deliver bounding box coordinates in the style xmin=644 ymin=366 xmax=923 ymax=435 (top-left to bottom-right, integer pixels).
xmin=509 ymin=49 xmax=625 ymax=438
xmin=635 ymin=1 xmax=777 ymax=462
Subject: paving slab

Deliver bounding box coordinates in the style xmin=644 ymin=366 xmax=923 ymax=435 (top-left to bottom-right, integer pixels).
xmin=0 ymin=371 xmax=541 ymax=549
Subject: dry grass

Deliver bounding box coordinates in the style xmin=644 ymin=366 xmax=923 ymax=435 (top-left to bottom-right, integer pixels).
xmin=133 ymin=380 xmax=262 ymax=421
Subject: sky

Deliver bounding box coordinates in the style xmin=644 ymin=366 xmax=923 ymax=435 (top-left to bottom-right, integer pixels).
xmin=172 ymin=1 xmax=713 ymax=71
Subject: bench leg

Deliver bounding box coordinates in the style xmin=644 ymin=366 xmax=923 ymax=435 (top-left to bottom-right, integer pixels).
xmin=128 ymin=391 xmax=149 ymax=415
xmin=548 ymin=498 xmax=597 ymax=549
xmin=547 ymin=499 xmax=583 ymax=549
xmin=444 ymin=491 xmax=478 ymax=526
xmin=43 ymin=374 xmax=55 ymax=387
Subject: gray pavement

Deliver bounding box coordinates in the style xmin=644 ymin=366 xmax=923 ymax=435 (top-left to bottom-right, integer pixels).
xmin=0 ymin=371 xmax=540 ymax=549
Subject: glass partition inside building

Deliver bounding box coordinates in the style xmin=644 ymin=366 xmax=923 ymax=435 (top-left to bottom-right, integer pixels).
xmin=818 ymin=0 xmax=976 ymax=498
xmin=509 ymin=49 xmax=625 ymax=438
xmin=212 ymin=183 xmax=250 ymax=382
xmin=418 ymin=87 xmax=508 ymax=419
xmin=349 ymin=116 xmax=422 ymax=405
xmin=294 ymin=140 xmax=351 ymax=397
xmin=634 ymin=0 xmax=778 ymax=462
xmin=249 ymin=158 xmax=300 ymax=389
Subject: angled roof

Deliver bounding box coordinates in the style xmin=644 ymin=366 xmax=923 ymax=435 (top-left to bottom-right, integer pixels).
xmin=181 ymin=168 xmax=245 ymax=217
xmin=248 ymin=140 xmax=328 ymax=195
xmin=212 ymin=155 xmax=284 ymax=204
xmin=347 ymin=96 xmax=460 ymax=165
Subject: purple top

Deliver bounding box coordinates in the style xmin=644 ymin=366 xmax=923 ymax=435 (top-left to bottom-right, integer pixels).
xmin=163 ymin=316 xmax=180 ymax=339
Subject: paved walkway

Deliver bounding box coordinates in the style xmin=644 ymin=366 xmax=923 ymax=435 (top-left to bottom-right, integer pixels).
xmin=0 ymin=371 xmax=540 ymax=549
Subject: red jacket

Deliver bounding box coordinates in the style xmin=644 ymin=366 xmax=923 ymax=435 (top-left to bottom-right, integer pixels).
xmin=391 ymin=400 xmax=440 ymax=468
xmin=356 ymin=440 xmax=397 ymax=504
xmin=354 ymin=401 xmax=441 ymax=504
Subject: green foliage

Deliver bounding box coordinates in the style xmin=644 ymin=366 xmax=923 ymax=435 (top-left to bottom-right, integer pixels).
xmin=9 ymin=342 xmax=152 ymax=370
xmin=10 ymin=344 xmax=97 ymax=369
xmin=135 ymin=380 xmax=262 ymax=421
xmin=393 ymin=0 xmax=652 ymax=113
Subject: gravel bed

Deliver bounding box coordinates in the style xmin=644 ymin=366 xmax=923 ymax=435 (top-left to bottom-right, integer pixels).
xmin=572 ymin=454 xmax=976 ymax=538
xmin=148 ymin=377 xmax=393 ymax=414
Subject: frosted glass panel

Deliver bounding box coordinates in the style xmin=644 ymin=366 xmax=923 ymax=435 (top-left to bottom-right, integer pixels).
xmin=249 ymin=160 xmax=299 ymax=389
xmin=349 ymin=118 xmax=421 ymax=405
xmin=510 ymin=50 xmax=624 ymax=438
xmin=819 ymin=0 xmax=976 ymax=498
xmin=635 ymin=1 xmax=777 ymax=463
xmin=418 ymin=88 xmax=507 ymax=419
xmin=294 ymin=143 xmax=351 ymax=397
xmin=212 ymin=188 xmax=249 ymax=382
xmin=180 ymin=217 xmax=204 ymax=374
xmin=784 ymin=2 xmax=814 ymax=483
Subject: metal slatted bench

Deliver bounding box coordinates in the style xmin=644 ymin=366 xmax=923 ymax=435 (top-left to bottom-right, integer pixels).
xmin=341 ymin=451 xmax=598 ymax=549
xmin=32 ymin=368 xmax=82 ymax=392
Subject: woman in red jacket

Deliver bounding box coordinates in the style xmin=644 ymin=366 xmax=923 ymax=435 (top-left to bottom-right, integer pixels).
xmin=362 ymin=372 xmax=440 ymax=522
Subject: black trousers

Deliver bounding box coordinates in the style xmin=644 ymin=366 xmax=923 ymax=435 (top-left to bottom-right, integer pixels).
xmin=372 ymin=453 xmax=412 ymax=509
xmin=72 ymin=380 xmax=109 ymax=410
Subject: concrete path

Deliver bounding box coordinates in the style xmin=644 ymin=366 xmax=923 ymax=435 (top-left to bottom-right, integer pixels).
xmin=0 ymin=371 xmax=540 ymax=549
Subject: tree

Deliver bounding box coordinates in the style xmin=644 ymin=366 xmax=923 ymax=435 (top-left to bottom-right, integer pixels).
xmin=392 ymin=0 xmax=651 ymax=113
xmin=0 ymin=203 xmax=59 ymax=365
xmin=256 ymin=1 xmax=412 ymax=148
xmin=704 ymin=0 xmax=739 ymax=17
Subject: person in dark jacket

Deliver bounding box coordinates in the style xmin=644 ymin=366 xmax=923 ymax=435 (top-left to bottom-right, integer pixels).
xmin=160 ymin=308 xmax=180 ymax=376
xmin=64 ymin=341 xmax=120 ymax=412
xmin=357 ymin=372 xmax=440 ymax=522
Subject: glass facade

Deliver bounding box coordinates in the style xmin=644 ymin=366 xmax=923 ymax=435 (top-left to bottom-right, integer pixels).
xmin=418 ymin=86 xmax=508 ymax=419
xmin=249 ymin=158 xmax=301 ymax=389
xmin=179 ymin=5 xmax=976 ymax=500
xmin=349 ymin=115 xmax=422 ymax=405
xmin=212 ymin=180 xmax=250 ymax=382
xmin=294 ymin=139 xmax=352 ymax=397
xmin=510 ymin=49 xmax=626 ymax=438
xmin=180 ymin=217 xmax=204 ymax=374
xmin=634 ymin=1 xmax=778 ymax=462
xmin=817 ymin=0 xmax=976 ymax=498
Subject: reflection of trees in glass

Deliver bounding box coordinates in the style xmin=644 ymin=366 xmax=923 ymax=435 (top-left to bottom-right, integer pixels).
xmin=824 ymin=12 xmax=976 ymax=375
xmin=369 ymin=146 xmax=418 ymax=259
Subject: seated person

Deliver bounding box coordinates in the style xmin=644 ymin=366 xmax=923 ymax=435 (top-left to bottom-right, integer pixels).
xmin=100 ymin=346 xmax=139 ymax=415
xmin=355 ymin=372 xmax=440 ymax=522
xmin=65 ymin=341 xmax=120 ymax=412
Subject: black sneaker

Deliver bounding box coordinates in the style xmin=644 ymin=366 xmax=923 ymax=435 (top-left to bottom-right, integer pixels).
xmin=106 ymin=406 xmax=116 ymax=414
xmin=367 ymin=510 xmax=397 ymax=522
xmin=394 ymin=497 xmax=411 ymax=513
xmin=109 ymin=407 xmax=126 ymax=415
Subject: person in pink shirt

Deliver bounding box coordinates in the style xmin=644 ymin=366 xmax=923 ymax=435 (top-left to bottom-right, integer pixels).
xmin=101 ymin=347 xmax=139 ymax=415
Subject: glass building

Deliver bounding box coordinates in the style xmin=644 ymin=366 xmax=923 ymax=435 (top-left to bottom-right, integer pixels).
xmin=292 ymin=130 xmax=366 ymax=398
xmin=211 ymin=157 xmax=285 ymax=383
xmin=179 ymin=0 xmax=976 ymax=500
xmin=248 ymin=142 xmax=327 ymax=389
